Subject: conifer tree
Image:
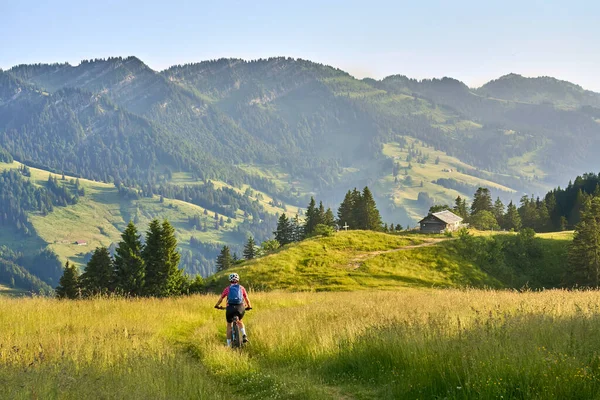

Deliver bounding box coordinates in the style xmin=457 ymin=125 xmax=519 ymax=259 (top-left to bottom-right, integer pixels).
xmin=243 ymin=236 xmax=256 ymax=260
xmin=452 ymin=196 xmax=469 ymax=219
xmin=503 ymin=201 xmax=522 ymax=231
xmin=323 ymin=208 xmax=336 ymax=228
xmin=114 ymin=221 xmax=145 ymax=296
xmin=569 ymin=189 xmax=589 ymax=226
xmin=317 ymin=201 xmax=326 ymax=226
xmin=350 ymin=188 xmax=363 ymax=229
xmin=337 ymin=190 xmax=356 ymax=229
xmin=304 ymin=197 xmax=319 ymax=236
xmin=493 ymin=197 xmax=505 ymax=227
xmin=275 ymin=213 xmax=293 ymax=244
xmin=291 ymin=214 xmax=304 ymax=242
xmin=569 ymin=196 xmax=600 ymax=287
xmin=519 ymin=195 xmax=540 ymax=230
xmin=161 ymin=220 xmax=182 ymax=296
xmin=56 ymin=261 xmax=80 ymax=299
xmin=216 ymin=246 xmax=232 ymax=272
xmin=356 ymin=187 xmax=382 ymax=230
xmin=80 ymin=247 xmax=113 ymax=295
xmin=471 ymin=188 xmax=493 ymax=215
xmin=536 ymin=201 xmax=551 ymax=233
xmin=142 ymin=219 xmax=163 ymax=296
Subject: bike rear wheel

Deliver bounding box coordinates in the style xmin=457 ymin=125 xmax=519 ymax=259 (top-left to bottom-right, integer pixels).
xmin=231 ymin=317 xmax=243 ymax=348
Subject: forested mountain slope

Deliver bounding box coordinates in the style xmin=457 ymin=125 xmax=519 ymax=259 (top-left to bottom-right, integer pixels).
xmin=477 ymin=73 xmax=600 ymax=109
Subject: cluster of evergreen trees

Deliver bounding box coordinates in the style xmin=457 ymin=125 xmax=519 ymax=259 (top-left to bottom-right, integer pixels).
xmin=56 ymin=220 xmax=202 ymax=299
xmin=337 ymin=187 xmax=383 ymax=231
xmin=0 ymin=170 xmax=54 ymax=235
xmin=433 ymin=187 xmax=563 ymax=233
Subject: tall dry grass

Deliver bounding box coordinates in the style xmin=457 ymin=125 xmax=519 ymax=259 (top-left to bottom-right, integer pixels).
xmin=2 ymin=290 xmax=600 ymax=398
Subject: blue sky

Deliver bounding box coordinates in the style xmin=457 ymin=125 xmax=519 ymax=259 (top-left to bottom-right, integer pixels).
xmin=1 ymin=0 xmax=598 ymax=90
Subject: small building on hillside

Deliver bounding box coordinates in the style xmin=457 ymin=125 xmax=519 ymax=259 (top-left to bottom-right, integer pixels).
xmin=418 ymin=210 xmax=464 ymax=233
xmin=74 ymin=240 xmax=87 ymax=246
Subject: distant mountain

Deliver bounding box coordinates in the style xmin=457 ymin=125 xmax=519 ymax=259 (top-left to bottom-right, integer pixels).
xmin=476 ymin=73 xmax=600 ymax=109
xmin=0 ymin=70 xmax=220 ymax=183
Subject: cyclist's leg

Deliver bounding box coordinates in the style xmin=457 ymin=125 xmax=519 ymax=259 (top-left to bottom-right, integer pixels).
xmin=225 ymin=306 xmax=234 ymax=346
xmin=236 ymin=305 xmax=248 ymax=341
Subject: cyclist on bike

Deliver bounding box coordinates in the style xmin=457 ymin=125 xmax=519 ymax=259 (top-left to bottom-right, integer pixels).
xmin=214 ymin=273 xmax=252 ymax=346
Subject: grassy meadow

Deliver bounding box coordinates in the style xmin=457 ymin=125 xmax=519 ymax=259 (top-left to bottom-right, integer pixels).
xmin=2 ymin=290 xmax=600 ymax=399
xmin=379 ymin=138 xmax=517 ymax=222
xmin=208 ymin=231 xmax=500 ymax=292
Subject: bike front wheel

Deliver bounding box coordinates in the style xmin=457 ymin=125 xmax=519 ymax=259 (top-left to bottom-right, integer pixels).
xmin=231 ymin=317 xmax=243 ymax=348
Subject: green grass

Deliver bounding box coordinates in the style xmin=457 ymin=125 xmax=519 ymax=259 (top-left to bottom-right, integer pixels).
xmin=2 ymin=290 xmax=600 ymax=399
xmin=209 ymin=231 xmax=500 ymax=291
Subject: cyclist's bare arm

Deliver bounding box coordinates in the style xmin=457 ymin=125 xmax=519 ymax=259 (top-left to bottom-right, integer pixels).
xmin=215 ymin=294 xmax=226 ymax=308
xmin=243 ymin=291 xmax=252 ymax=309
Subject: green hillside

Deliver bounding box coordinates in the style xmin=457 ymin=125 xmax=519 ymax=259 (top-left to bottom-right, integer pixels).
xmin=210 ymin=229 xmax=571 ymax=292
xmin=209 ymin=231 xmax=501 ymax=291
xmin=379 ymin=138 xmax=515 ymax=221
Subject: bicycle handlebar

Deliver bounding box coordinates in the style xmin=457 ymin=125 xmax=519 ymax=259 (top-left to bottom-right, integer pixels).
xmin=214 ymin=306 xmax=252 ymax=311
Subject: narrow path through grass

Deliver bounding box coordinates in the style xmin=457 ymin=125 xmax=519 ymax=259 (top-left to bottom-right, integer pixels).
xmin=349 ymin=237 xmax=449 ymax=269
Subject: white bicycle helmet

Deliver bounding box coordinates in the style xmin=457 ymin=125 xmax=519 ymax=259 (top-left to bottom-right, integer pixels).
xmin=229 ymin=273 xmax=240 ymax=283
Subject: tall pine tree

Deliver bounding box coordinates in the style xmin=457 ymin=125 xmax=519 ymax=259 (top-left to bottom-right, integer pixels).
xmin=275 ymin=213 xmax=293 ymax=245
xmin=142 ymin=219 xmax=163 ymax=296
xmin=80 ymin=247 xmax=113 ymax=295
xmin=323 ymin=208 xmax=336 ymax=228
xmin=503 ymin=201 xmax=522 ymax=231
xmin=291 ymin=214 xmax=304 ymax=242
xmin=304 ymin=197 xmax=319 ymax=236
xmin=161 ymin=220 xmax=183 ymax=296
xmin=453 ymin=196 xmax=469 ymax=219
xmin=471 ymin=188 xmax=493 ymax=215
xmin=56 ymin=261 xmax=80 ymax=299
xmin=114 ymin=221 xmax=145 ymax=296
xmin=356 ymin=187 xmax=382 ymax=230
xmin=243 ymin=236 xmax=256 ymax=260
xmin=216 ymin=246 xmax=232 ymax=272
xmin=337 ymin=190 xmax=356 ymax=229
xmin=569 ymin=196 xmax=600 ymax=287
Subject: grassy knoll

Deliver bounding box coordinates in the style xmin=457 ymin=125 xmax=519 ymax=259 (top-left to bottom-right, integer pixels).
xmin=208 ymin=231 xmax=500 ymax=291
xmin=3 ymin=290 xmax=600 ymax=399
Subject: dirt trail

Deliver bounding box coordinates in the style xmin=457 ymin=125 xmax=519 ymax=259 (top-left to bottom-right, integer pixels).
xmin=349 ymin=238 xmax=449 ymax=269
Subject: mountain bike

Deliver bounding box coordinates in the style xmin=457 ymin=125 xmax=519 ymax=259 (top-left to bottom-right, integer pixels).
xmin=216 ymin=306 xmax=251 ymax=349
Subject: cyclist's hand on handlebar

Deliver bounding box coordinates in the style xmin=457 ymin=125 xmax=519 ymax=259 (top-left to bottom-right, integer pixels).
xmin=245 ymin=307 xmax=252 ymax=311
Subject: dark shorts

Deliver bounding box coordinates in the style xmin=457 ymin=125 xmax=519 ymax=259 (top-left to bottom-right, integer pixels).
xmin=225 ymin=304 xmax=245 ymax=323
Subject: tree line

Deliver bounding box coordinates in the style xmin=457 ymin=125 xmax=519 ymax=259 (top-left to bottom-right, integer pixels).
xmin=432 ymin=187 xmax=563 ymax=233
xmin=56 ymin=219 xmax=203 ymax=299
